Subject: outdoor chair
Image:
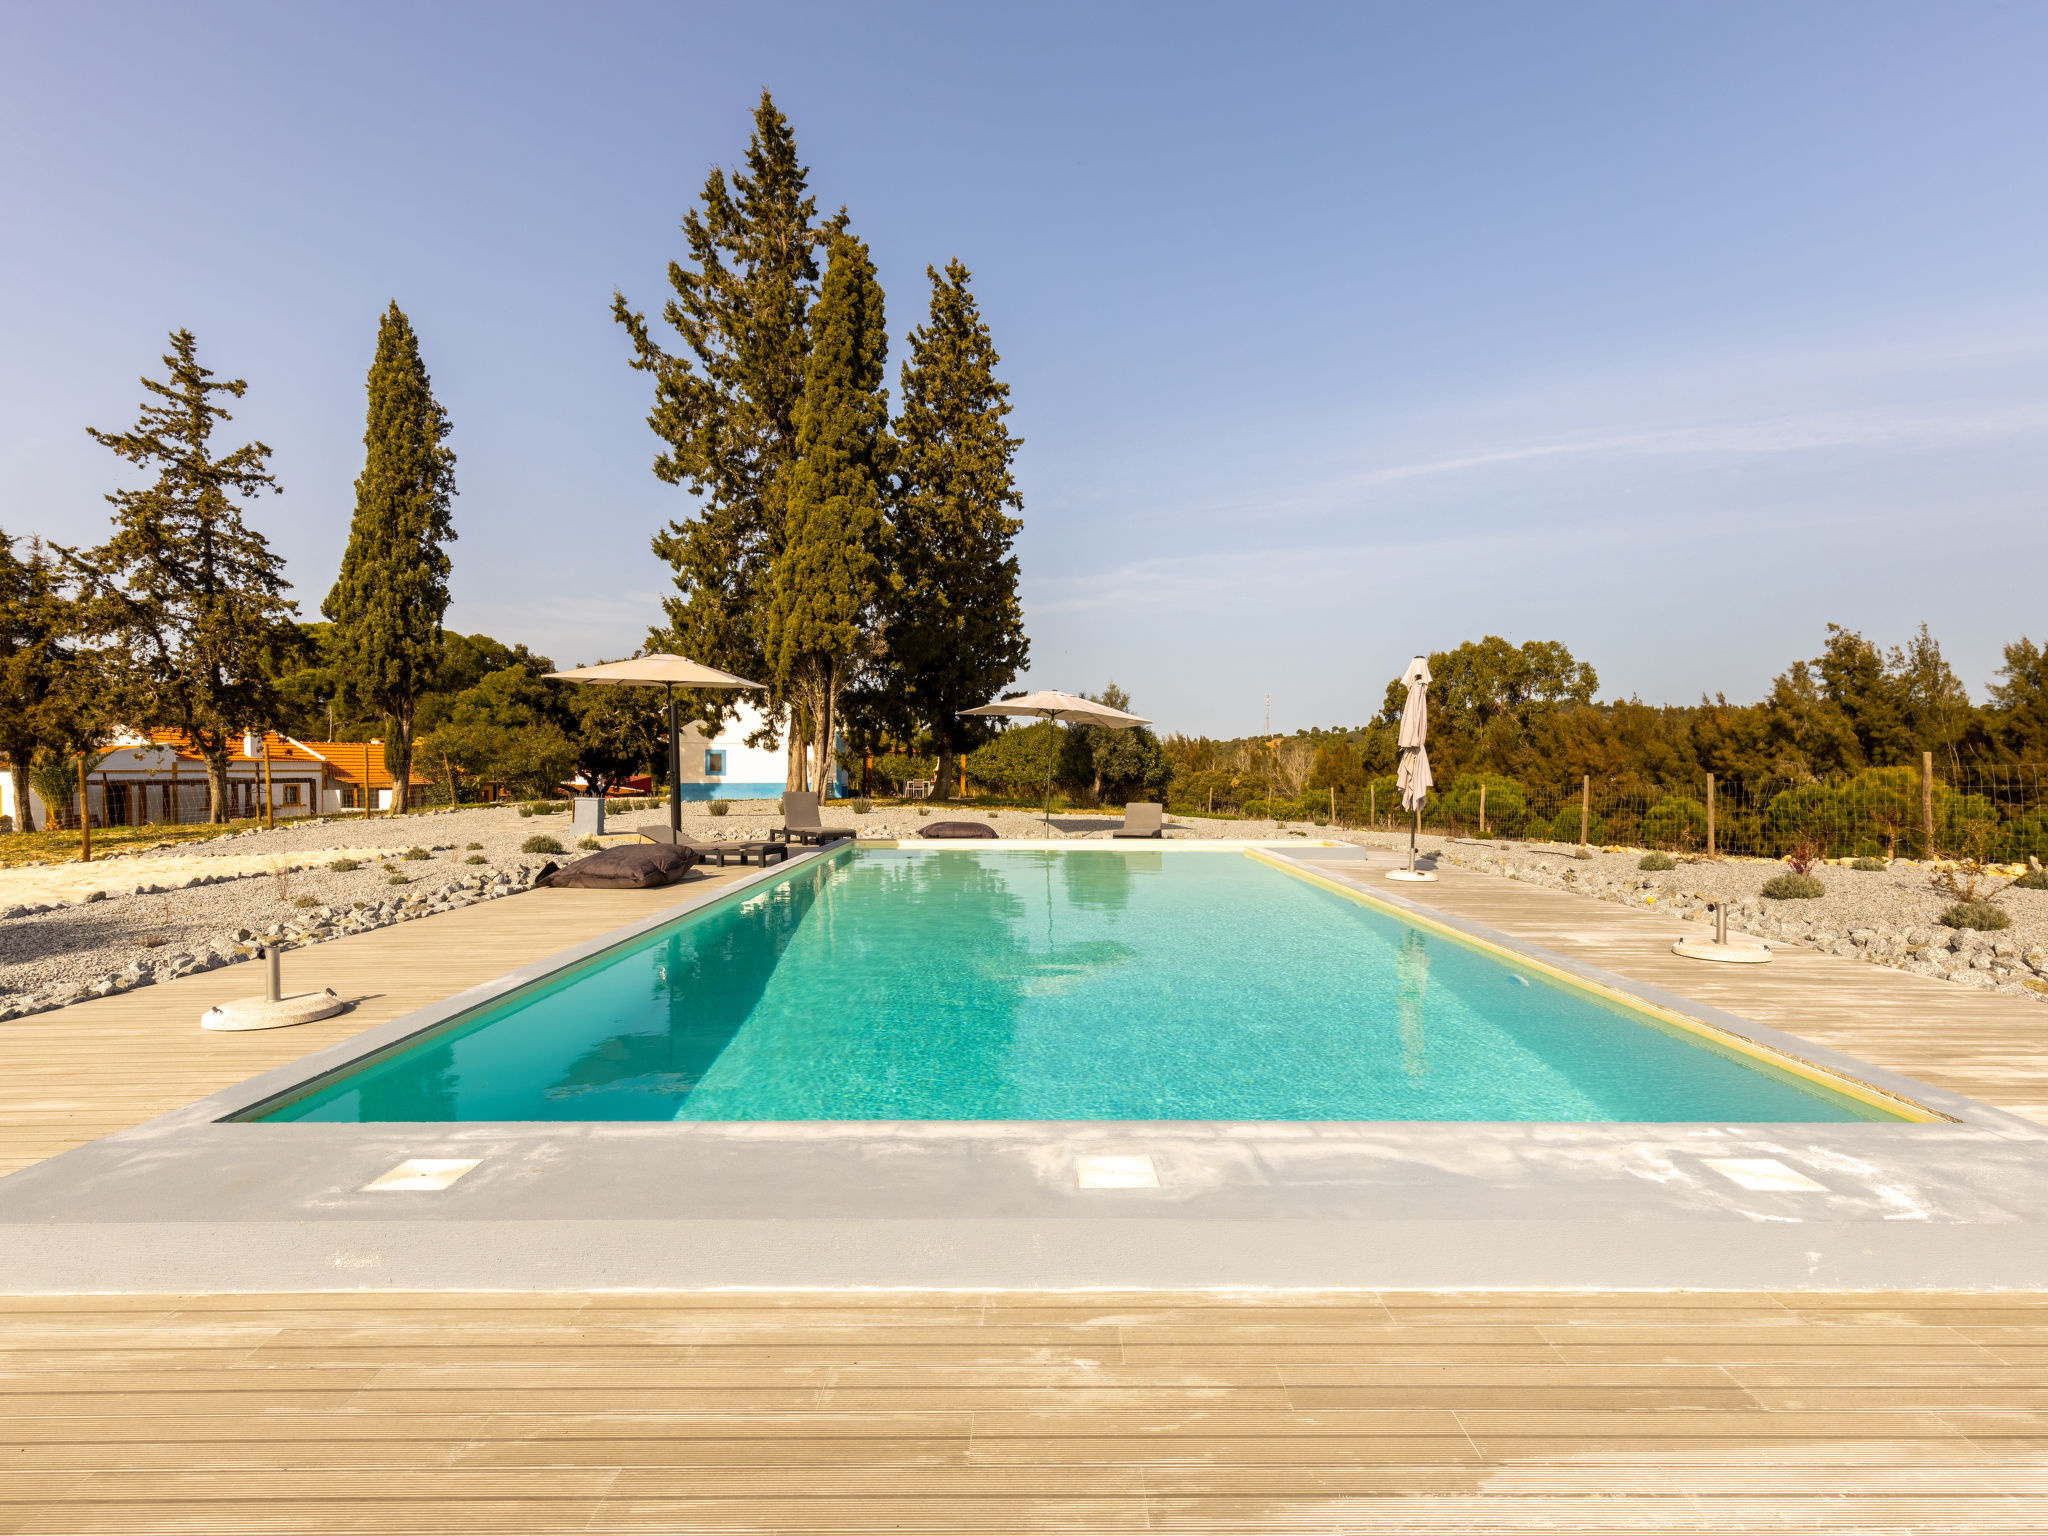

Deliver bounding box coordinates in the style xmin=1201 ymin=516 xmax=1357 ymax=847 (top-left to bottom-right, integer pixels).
xmin=627 ymin=825 xmax=792 ymax=867
xmin=1112 ymin=802 xmax=1165 ymax=839
xmin=769 ymin=791 xmax=857 ymax=846
xmin=903 ymin=778 xmax=934 ymax=800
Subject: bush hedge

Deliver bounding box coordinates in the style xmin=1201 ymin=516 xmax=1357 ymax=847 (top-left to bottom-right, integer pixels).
xmin=1939 ymin=901 xmax=2010 ymax=931
xmin=1760 ymin=873 xmax=1825 ymax=900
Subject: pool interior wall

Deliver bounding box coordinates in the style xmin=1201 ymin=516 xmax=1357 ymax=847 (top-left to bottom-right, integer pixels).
xmin=251 ymin=847 xmax=1908 ymax=1125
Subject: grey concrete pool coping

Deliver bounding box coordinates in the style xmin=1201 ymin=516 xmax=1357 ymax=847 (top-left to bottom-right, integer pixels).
xmin=4 ymin=840 xmax=2048 ymax=1293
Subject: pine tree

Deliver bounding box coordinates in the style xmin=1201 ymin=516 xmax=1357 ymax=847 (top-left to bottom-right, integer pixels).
xmin=0 ymin=535 xmax=92 ymax=831
xmin=323 ymin=303 xmax=458 ymax=815
xmin=886 ymin=260 xmax=1029 ymax=798
xmin=613 ymin=91 xmax=829 ymax=785
xmin=78 ymin=330 xmax=292 ymax=821
xmin=766 ymin=234 xmax=889 ymax=793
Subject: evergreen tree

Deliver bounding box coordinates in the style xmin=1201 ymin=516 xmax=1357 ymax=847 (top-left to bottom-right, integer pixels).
xmin=77 ymin=330 xmax=292 ymax=820
xmin=323 ymin=303 xmax=458 ymax=815
xmin=0 ymin=535 xmax=92 ymax=831
xmin=885 ymin=261 xmax=1029 ymax=798
xmin=766 ymin=233 xmax=889 ymax=793
xmin=613 ymin=91 xmax=828 ymax=784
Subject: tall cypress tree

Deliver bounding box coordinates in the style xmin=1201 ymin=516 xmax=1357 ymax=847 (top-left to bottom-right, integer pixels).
xmin=613 ymin=91 xmax=828 ymax=785
xmin=887 ymin=260 xmax=1029 ymax=798
xmin=766 ymin=233 xmax=889 ymax=793
xmin=79 ymin=330 xmax=292 ymax=820
xmin=324 ymin=303 xmax=458 ymax=814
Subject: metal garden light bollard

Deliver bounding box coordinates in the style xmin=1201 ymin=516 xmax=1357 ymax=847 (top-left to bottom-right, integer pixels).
xmin=264 ymin=944 xmax=281 ymax=1003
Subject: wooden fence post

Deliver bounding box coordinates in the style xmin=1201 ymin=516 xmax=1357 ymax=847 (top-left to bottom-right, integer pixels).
xmin=1706 ymin=773 xmax=1716 ymax=857
xmin=1922 ymin=750 xmax=1935 ymax=856
xmin=1329 ymin=786 xmax=1336 ymax=824
xmin=1579 ymin=775 xmax=1591 ymax=849
xmin=76 ymin=754 xmax=90 ymax=863
xmin=1479 ymin=782 xmax=1488 ymax=834
xmin=1369 ymin=784 xmax=1376 ymax=829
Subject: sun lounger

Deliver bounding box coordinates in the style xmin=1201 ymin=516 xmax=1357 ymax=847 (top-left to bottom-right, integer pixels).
xmin=1112 ymin=802 xmax=1165 ymax=839
xmin=768 ymin=791 xmax=857 ymax=845
xmin=629 ymin=826 xmax=793 ymax=867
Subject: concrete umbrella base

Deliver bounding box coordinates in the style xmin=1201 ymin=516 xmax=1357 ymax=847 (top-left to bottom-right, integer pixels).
xmin=201 ymin=989 xmax=345 ymax=1032
xmin=1672 ymin=938 xmax=1773 ymax=964
xmin=1386 ymin=870 xmax=1439 ymax=882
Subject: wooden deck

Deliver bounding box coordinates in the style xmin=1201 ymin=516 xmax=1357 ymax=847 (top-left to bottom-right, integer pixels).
xmin=3 ymin=849 xmax=2046 ymax=1528
xmin=1354 ymin=856 xmax=2048 ymax=1120
xmin=2 ymin=1288 xmax=2045 ymax=1532
xmin=0 ymin=869 xmax=747 ymax=1177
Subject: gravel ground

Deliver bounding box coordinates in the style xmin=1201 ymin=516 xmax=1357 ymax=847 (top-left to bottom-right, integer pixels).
xmin=10 ymin=797 xmax=2042 ymax=1018
xmin=1403 ymin=834 xmax=2048 ymax=1004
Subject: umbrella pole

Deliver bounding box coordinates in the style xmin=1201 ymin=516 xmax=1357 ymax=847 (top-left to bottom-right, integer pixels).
xmin=667 ymin=686 xmax=681 ymax=838
xmin=1410 ymin=804 xmax=1419 ymax=872
xmin=1042 ymin=715 xmax=1054 ymax=830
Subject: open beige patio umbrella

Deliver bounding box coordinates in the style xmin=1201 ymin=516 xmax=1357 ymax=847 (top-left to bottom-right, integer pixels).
xmin=1389 ymin=655 xmax=1437 ymax=882
xmin=545 ymin=654 xmax=765 ymax=838
xmin=959 ymin=690 xmax=1152 ymax=828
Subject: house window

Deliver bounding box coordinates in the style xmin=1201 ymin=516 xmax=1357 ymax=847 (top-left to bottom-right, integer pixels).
xmin=704 ymin=750 xmax=725 ymax=776
xmin=341 ymin=787 xmax=359 ymax=809
xmin=282 ymin=783 xmax=301 ymax=806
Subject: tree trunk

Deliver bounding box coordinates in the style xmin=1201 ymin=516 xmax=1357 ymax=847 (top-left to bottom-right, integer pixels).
xmin=785 ymin=704 xmax=806 ymax=792
xmin=9 ymin=761 xmax=34 ymax=833
xmin=389 ymin=711 xmax=413 ymax=817
xmin=934 ymin=738 xmax=955 ymax=806
xmin=205 ymin=752 xmax=231 ymax=823
xmin=811 ymin=680 xmax=837 ymax=802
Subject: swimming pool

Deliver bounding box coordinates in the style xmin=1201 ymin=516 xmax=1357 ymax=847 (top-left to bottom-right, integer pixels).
xmin=251 ymin=847 xmax=1910 ymax=1124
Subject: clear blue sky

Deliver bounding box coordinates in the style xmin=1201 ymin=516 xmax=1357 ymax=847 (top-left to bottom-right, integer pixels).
xmin=4 ymin=2 xmax=2045 ymax=737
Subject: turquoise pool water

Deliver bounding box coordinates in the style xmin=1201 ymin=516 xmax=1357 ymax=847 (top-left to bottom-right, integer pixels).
xmin=255 ymin=849 xmax=1900 ymax=1123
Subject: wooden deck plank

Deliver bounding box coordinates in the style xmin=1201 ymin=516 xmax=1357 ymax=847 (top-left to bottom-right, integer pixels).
xmin=0 ymin=1292 xmax=2039 ymax=1530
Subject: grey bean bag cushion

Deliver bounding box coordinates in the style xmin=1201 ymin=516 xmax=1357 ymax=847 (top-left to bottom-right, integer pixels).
xmin=919 ymin=821 xmax=999 ymax=840
xmin=539 ymin=844 xmax=699 ymax=888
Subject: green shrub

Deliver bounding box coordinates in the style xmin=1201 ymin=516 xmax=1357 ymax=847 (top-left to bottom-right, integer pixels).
xmin=1850 ymin=856 xmax=1888 ymax=872
xmin=1549 ymin=805 xmax=1608 ymax=845
xmin=521 ymin=834 xmax=565 ymax=854
xmin=1761 ymin=873 xmax=1825 ymax=900
xmin=1441 ymin=773 xmax=1526 ymax=833
xmin=851 ymin=799 xmax=873 ymax=815
xmin=708 ymin=800 xmax=730 ymax=817
xmin=578 ymin=836 xmax=600 ymax=851
xmin=292 ymin=895 xmax=320 ymax=909
xmin=1939 ymin=901 xmax=2010 ymax=930
xmin=1638 ymin=852 xmax=1677 ymax=871
xmin=463 ymin=854 xmax=488 ymax=865
xmin=329 ymin=858 xmax=360 ymax=872
xmin=917 ymin=806 xmax=930 ymax=817
xmin=1640 ymin=796 xmax=1709 ymax=852
xmin=466 ymin=842 xmax=483 ymax=850
xmin=517 ymin=804 xmax=534 ymax=818
xmin=386 ymin=875 xmax=409 ymax=886
xmin=402 ymin=846 xmax=430 ymax=861
xmin=2012 ymin=868 xmax=2048 ymax=891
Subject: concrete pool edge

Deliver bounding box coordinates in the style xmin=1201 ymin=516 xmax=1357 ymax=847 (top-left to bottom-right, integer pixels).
xmin=6 ymin=838 xmax=2048 ymax=1293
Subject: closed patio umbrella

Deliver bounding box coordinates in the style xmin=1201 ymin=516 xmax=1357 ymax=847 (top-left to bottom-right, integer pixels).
xmin=959 ymin=690 xmax=1151 ymax=829
xmin=1389 ymin=655 xmax=1437 ymax=882
xmin=545 ymin=654 xmax=765 ymax=838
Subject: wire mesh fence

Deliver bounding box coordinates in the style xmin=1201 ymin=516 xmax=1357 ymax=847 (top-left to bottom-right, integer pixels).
xmin=1173 ymin=762 xmax=2048 ymax=863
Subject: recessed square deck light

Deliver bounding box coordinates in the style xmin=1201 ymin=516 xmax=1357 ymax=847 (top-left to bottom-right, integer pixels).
xmin=1702 ymin=1157 xmax=1827 ymax=1192
xmin=362 ymin=1158 xmax=482 ymax=1192
xmin=1076 ymin=1154 xmax=1159 ymax=1189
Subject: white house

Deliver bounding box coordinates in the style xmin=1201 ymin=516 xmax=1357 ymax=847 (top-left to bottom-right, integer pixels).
xmin=671 ymin=700 xmax=846 ymax=800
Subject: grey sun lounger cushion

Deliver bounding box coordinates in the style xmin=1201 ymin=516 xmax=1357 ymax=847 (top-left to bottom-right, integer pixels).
xmin=539 ymin=844 xmax=699 ymax=889
xmin=919 ymin=821 xmax=999 ymax=839
xmin=1112 ymin=802 xmax=1165 ymax=839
